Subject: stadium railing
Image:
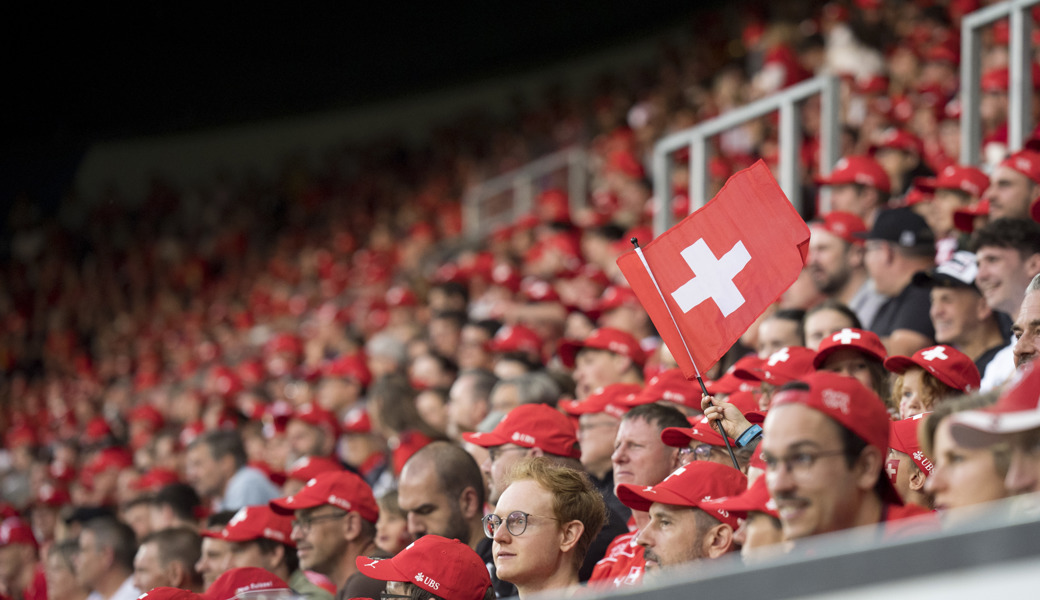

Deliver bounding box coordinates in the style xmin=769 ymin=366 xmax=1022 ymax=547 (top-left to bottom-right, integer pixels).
xmin=463 ymin=147 xmax=589 ymax=240
xmin=650 ymin=75 xmax=841 ymax=236
xmin=960 ymin=0 xmax=1039 ymax=165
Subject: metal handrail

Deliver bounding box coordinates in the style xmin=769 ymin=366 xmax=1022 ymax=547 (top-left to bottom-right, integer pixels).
xmin=651 ymin=75 xmax=841 ymax=236
xmin=462 ymin=147 xmax=588 ymax=240
xmin=960 ymin=0 xmax=1039 ymax=165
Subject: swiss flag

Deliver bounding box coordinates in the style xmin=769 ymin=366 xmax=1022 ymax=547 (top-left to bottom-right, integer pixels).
xmin=617 ymin=160 xmax=809 ymax=379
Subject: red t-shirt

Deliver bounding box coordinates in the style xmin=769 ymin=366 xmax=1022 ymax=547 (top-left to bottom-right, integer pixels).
xmin=587 ymin=530 xmax=645 ymax=589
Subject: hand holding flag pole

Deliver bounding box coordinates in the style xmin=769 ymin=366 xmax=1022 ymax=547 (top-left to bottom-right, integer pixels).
xmin=630 ymin=237 xmax=740 ymax=471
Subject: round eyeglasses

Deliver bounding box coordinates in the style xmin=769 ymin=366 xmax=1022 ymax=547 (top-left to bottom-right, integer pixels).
xmin=481 ymin=510 xmax=558 ymax=538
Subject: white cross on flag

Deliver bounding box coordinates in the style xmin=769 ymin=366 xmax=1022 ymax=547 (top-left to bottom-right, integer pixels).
xmin=617 ymin=161 xmax=810 ymax=378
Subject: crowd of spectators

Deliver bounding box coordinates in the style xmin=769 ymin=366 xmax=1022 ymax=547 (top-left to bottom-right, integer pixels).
xmin=3 ymin=1 xmax=1040 ymax=599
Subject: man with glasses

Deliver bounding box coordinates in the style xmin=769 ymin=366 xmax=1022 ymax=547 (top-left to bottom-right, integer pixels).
xmin=484 ymin=457 xmax=606 ymax=599
xmin=462 ymin=403 xmax=627 ymax=587
xmin=759 ymin=372 xmax=932 ymax=544
xmin=661 ymin=411 xmax=755 ymax=473
xmin=270 ymin=470 xmax=384 ymax=600
xmin=356 ymin=535 xmax=493 ymax=600
xmin=203 ymin=505 xmax=331 ymax=600
xmin=587 ymin=402 xmax=687 ymax=590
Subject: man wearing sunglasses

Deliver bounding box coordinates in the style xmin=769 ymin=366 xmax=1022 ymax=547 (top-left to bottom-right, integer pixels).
xmin=758 ymin=372 xmax=932 ymax=545
xmin=270 ymin=470 xmax=385 ymax=600
xmin=484 ymin=457 xmax=606 ymax=599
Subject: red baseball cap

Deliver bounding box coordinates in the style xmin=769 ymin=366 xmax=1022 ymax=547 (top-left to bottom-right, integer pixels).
xmin=355 ymin=535 xmax=491 ymax=600
xmin=385 ymin=285 xmax=418 ymax=308
xmin=594 ymin=285 xmax=641 ymax=313
xmin=813 ymin=328 xmax=887 ymax=369
xmin=701 ymin=475 xmax=779 ymax=519
xmin=462 ymin=403 xmax=581 ymax=459
xmin=814 ymin=211 xmax=868 ymax=246
xmin=341 ymin=407 xmax=372 ymax=435
xmin=558 ymin=383 xmax=641 ymax=419
xmin=0 ymin=517 xmax=36 ymax=548
xmin=487 ymin=324 xmax=543 ymax=357
xmin=5 ymin=424 xmax=37 ymax=449
xmin=616 ymin=462 xmax=747 ymax=527
xmin=884 ymin=345 xmax=980 ymax=393
xmin=558 ymin=328 xmax=646 ymax=369
xmin=889 ymin=412 xmax=933 ymax=477
xmin=203 ymin=567 xmax=291 ymax=600
xmin=270 ymin=471 xmax=378 ymax=524
xmin=627 ymin=368 xmax=701 ymax=409
xmin=324 ymin=354 xmax=372 ymax=388
xmin=1001 ymin=149 xmax=1040 ymax=186
xmin=131 ymin=468 xmax=182 ymax=492
xmin=734 ymin=347 xmax=817 ymax=386
xmin=138 ymin=588 xmax=204 ymax=600
xmin=286 ymin=456 xmax=344 ymax=483
xmin=949 ymin=362 xmax=1040 ymax=444
xmin=870 ymin=128 xmax=922 ymax=156
xmin=814 ymin=155 xmax=892 ymax=194
xmin=520 ymin=277 xmax=562 ymax=303
xmin=660 ymin=415 xmax=736 ymax=448
xmin=914 ymin=164 xmax=989 ymax=198
xmin=127 ymin=404 xmax=165 ymax=431
xmin=606 ymin=150 xmax=646 ymax=179
xmin=204 ymin=505 xmax=294 ymax=545
xmin=953 ymin=198 xmax=989 ymax=233
xmin=290 ymin=403 xmax=340 ymax=439
xmin=769 ymin=371 xmax=901 ymax=505
xmin=35 ymin=483 xmax=71 ymax=508
xmin=704 ymin=355 xmax=761 ymax=396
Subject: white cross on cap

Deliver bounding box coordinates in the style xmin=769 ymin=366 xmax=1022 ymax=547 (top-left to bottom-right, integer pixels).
xmin=671 ymin=238 xmax=752 ymax=317
xmin=921 ymin=346 xmax=948 ymax=361
xmin=832 ymin=328 xmax=861 ymax=345
xmin=768 ymin=347 xmax=790 ymax=366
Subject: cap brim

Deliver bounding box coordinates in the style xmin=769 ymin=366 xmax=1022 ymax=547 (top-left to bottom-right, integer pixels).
xmin=948 ymin=408 xmax=1040 ymax=446
xmin=660 ymin=427 xmax=694 ymax=447
xmin=354 ymin=556 xmax=406 ymax=583
xmin=557 ymin=340 xmax=584 ymax=368
xmin=883 ymin=356 xmax=917 ymax=375
xmin=460 ymin=430 xmax=510 ymax=448
xmin=269 ymin=492 xmax=325 ymax=515
xmin=732 ymin=367 xmax=765 ymax=382
xmin=913 ymin=177 xmax=939 ymax=192
xmin=616 ymin=483 xmax=692 ymax=512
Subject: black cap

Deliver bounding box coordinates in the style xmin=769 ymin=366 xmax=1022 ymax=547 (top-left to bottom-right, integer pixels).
xmin=854 ymin=207 xmax=935 ymax=248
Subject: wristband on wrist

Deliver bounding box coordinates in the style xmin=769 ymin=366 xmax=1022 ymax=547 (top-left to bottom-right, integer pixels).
xmin=736 ymin=424 xmax=763 ymax=447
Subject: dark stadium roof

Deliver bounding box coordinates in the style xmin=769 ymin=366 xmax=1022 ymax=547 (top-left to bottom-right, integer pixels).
xmin=7 ymin=2 xmax=705 ymax=155
xmin=3 ymin=2 xmax=712 ymax=212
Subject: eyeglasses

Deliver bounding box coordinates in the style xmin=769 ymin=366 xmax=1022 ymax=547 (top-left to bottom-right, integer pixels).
xmin=291 ymin=511 xmax=347 ymax=532
xmin=759 ymin=449 xmax=847 ymax=475
xmin=679 ymin=443 xmax=717 ymax=464
xmin=488 ymin=446 xmax=528 ymax=463
xmin=482 ymin=511 xmax=558 ymax=538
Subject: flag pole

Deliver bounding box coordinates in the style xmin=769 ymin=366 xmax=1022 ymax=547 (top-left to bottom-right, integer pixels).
xmin=630 ymin=238 xmax=740 ymax=471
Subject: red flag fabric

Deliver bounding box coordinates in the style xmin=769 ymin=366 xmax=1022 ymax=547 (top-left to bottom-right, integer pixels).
xmin=617 ymin=160 xmax=809 ymax=379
